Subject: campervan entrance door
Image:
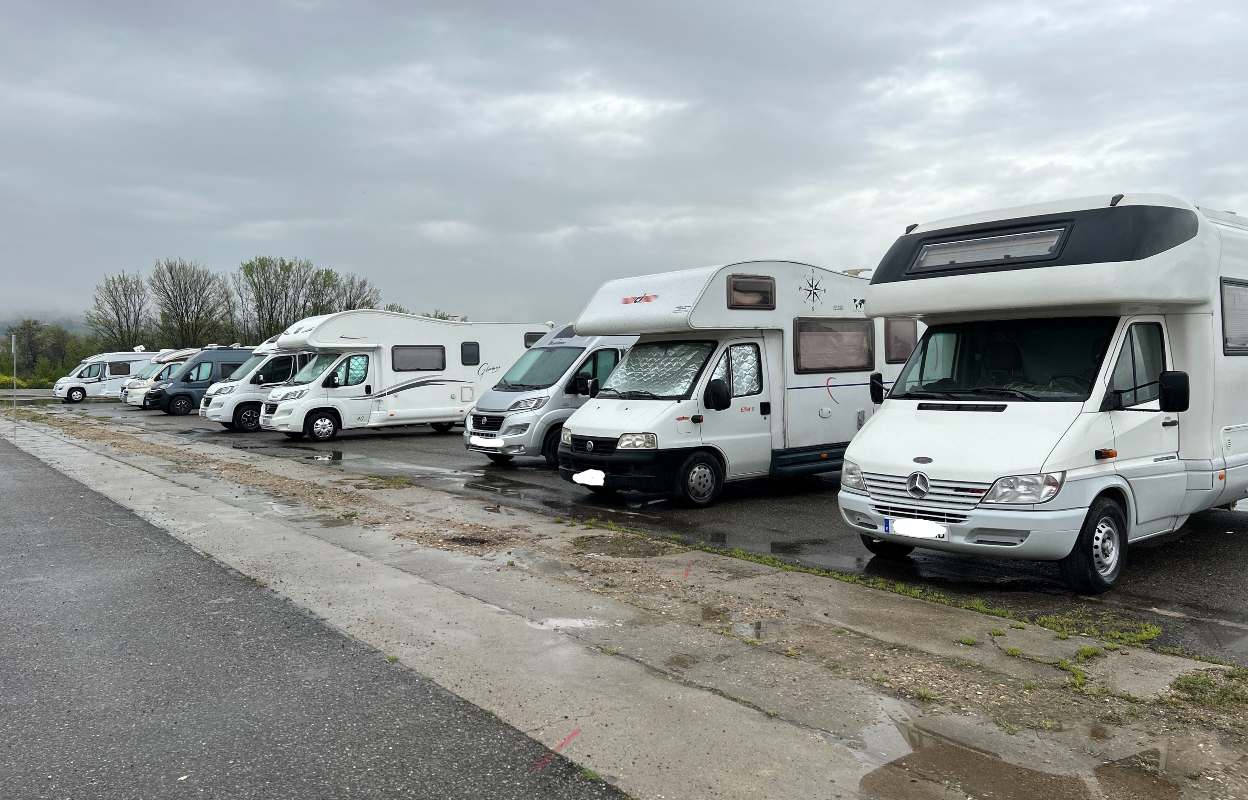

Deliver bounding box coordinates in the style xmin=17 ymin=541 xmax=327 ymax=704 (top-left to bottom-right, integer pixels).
xmin=699 ymin=338 xmax=772 ymax=477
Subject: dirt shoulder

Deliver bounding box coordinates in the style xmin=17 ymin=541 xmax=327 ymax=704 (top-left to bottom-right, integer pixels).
xmin=6 ymin=405 xmax=1247 ymax=799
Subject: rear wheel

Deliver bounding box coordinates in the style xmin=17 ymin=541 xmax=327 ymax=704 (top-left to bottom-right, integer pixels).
xmin=67 ymin=387 xmax=85 ymax=404
xmin=430 ymin=421 xmax=455 ymax=434
xmin=541 ymin=426 xmax=562 ymax=468
xmin=168 ymin=395 xmax=194 ymax=416
xmin=1060 ymin=496 xmax=1127 ymax=594
xmin=675 ymin=451 xmax=723 ymax=507
xmin=306 ymin=411 xmax=339 ymax=442
xmin=486 ymin=453 xmax=513 ymax=465
xmin=859 ymin=534 xmax=915 ymax=560
xmin=234 ymin=403 xmax=262 ymax=433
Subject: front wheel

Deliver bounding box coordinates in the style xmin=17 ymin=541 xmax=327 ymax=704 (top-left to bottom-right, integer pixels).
xmin=430 ymin=422 xmax=455 ymax=434
xmin=168 ymin=395 xmax=194 ymax=416
xmin=675 ymin=452 xmax=723 ymax=507
xmin=541 ymin=426 xmax=562 ymax=468
xmin=859 ymin=534 xmax=915 ymax=560
xmin=67 ymin=387 xmax=86 ymax=404
xmin=234 ymin=403 xmax=262 ymax=433
xmin=306 ymin=412 xmax=339 ymax=442
xmin=1060 ymin=497 xmax=1127 ymax=594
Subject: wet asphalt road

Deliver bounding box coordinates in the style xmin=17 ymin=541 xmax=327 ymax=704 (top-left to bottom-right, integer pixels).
xmin=42 ymin=403 xmax=1248 ymax=664
xmin=0 ymin=437 xmax=622 ymax=800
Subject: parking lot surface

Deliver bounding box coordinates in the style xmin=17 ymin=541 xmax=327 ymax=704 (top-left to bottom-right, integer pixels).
xmin=52 ymin=402 xmax=1248 ymax=664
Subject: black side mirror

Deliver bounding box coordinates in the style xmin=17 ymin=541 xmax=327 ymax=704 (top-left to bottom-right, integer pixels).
xmin=704 ymin=378 xmax=731 ymax=411
xmin=869 ymin=372 xmax=885 ymax=405
xmin=1159 ymin=370 xmax=1189 ymax=413
xmin=587 ymin=378 xmax=600 ymax=398
xmin=325 ymin=373 xmax=341 ymax=389
xmin=572 ymin=375 xmax=590 ymax=395
xmin=254 ymin=373 xmax=265 ymax=385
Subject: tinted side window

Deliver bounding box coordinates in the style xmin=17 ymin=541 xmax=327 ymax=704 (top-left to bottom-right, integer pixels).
xmin=461 ymin=342 xmax=480 ymax=366
xmin=593 ymin=350 xmax=619 ymax=383
xmin=107 ymin=361 xmax=131 ymax=376
xmin=1109 ymin=323 xmax=1165 ymax=407
xmin=265 ymin=356 xmax=295 ymax=382
xmin=221 ymin=363 xmax=243 ymax=379
xmin=794 ymin=319 xmax=873 ymax=373
xmin=884 ymin=319 xmax=919 ymax=364
xmin=393 ymin=346 xmax=445 ymax=371
xmin=524 ymin=332 xmax=545 ymax=348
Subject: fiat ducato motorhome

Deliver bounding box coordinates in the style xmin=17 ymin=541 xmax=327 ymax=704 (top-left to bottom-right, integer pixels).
xmin=464 ymin=325 xmax=636 ymax=466
xmin=558 ymin=261 xmax=919 ymax=506
xmin=54 ymin=348 xmax=158 ymax=402
xmin=259 ymin=310 xmax=551 ymax=441
xmin=840 ymin=193 xmax=1248 ymax=592
xmin=201 ymin=337 xmax=314 ymax=431
xmin=122 ymin=348 xmax=198 ymax=408
xmin=148 ymin=346 xmax=254 ymax=415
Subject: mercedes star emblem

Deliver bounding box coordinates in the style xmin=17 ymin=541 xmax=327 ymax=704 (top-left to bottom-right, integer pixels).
xmin=906 ymin=471 xmax=930 ymax=499
xmin=585 ymin=440 xmax=594 ymax=451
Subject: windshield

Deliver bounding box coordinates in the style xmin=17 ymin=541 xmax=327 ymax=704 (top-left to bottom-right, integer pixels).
xmin=136 ymin=362 xmax=163 ymax=379
xmin=228 ymin=354 xmax=266 ymax=382
xmin=495 ymin=347 xmax=584 ymax=391
xmin=892 ymin=317 xmax=1118 ymax=402
xmin=156 ymin=362 xmax=182 ymax=381
xmin=289 ymin=353 xmax=340 ymax=385
xmin=599 ymin=340 xmax=715 ymax=400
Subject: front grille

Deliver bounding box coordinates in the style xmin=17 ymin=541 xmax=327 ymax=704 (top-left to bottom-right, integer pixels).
xmin=571 ymin=435 xmax=617 ymax=455
xmin=264 ymin=402 xmax=278 ymax=415
xmin=864 ymin=472 xmax=990 ymax=525
xmin=473 ymin=414 xmax=504 ymax=432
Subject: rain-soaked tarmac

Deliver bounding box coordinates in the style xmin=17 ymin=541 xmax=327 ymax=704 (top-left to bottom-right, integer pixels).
xmin=43 ymin=401 xmax=1248 ymax=665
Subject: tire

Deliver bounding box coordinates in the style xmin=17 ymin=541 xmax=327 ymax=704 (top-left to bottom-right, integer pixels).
xmin=220 ymin=422 xmax=237 ymax=431
xmin=1060 ymin=496 xmax=1128 ymax=594
xmin=67 ymin=387 xmax=85 ymax=404
xmin=283 ymin=432 xmax=305 ymax=440
xmin=541 ymin=426 xmax=562 ymax=468
xmin=305 ymin=411 xmax=340 ymax=441
xmin=675 ymin=451 xmax=723 ymax=507
xmin=233 ymin=403 xmax=262 ymax=433
xmin=486 ymin=453 xmax=513 ymax=465
xmin=430 ymin=422 xmax=455 ymax=434
xmin=859 ymin=534 xmax=915 ymax=560
xmin=168 ymin=395 xmax=194 ymax=416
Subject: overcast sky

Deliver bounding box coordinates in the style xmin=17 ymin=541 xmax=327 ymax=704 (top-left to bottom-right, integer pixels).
xmin=3 ymin=1 xmax=1246 ymax=321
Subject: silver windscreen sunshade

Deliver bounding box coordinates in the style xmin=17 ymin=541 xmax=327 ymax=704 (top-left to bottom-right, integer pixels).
xmin=914 ymin=228 xmax=1065 ymax=271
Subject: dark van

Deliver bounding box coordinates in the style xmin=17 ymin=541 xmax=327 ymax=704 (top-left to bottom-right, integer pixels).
xmin=148 ymin=346 xmax=254 ymax=416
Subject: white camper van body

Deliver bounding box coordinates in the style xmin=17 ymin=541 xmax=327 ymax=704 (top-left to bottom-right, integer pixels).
xmin=464 ymin=325 xmax=637 ymax=466
xmin=122 ymin=348 xmax=198 ymax=407
xmin=53 ymin=348 xmax=158 ymax=402
xmin=201 ymin=337 xmax=314 ymax=431
xmin=558 ymin=261 xmax=919 ymax=505
xmin=840 ymin=193 xmax=1248 ymax=591
xmin=259 ymin=310 xmax=552 ymax=441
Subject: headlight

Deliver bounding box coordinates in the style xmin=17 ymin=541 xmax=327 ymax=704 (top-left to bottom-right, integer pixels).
xmin=508 ymin=396 xmax=548 ymax=412
xmin=617 ymin=433 xmax=657 ymax=450
xmin=560 ymin=427 xmax=572 ymax=445
xmin=981 ymin=472 xmax=1065 ymax=504
xmin=841 ymin=459 xmax=867 ymax=493
xmin=215 ymin=385 xmax=235 ymax=396
xmin=281 ymin=388 xmax=308 ymax=401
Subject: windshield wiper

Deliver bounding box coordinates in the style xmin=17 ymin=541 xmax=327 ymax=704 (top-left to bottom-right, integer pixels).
xmin=955 ymin=387 xmax=1041 ymax=401
xmin=892 ymin=390 xmax=960 ymax=400
xmin=617 ymin=390 xmax=662 ymax=400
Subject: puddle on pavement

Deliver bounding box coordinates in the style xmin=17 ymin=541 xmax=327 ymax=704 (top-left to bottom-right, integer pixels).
xmin=525 ymin=617 xmax=614 ymax=631
xmin=769 ymin=537 xmax=830 ymax=555
xmin=305 ymin=450 xmax=343 ymax=462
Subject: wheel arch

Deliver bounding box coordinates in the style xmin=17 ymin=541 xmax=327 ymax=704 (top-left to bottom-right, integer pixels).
xmin=305 ymin=406 xmax=343 ymax=428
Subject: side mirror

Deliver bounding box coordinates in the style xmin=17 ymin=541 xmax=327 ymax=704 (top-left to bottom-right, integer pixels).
xmin=324 ymin=373 xmax=341 ymax=389
xmin=704 ymin=378 xmax=731 ymax=411
xmin=587 ymin=378 xmax=600 ymax=398
xmin=1159 ymin=370 xmax=1189 ymax=413
xmin=869 ymin=372 xmax=885 ymax=405
xmin=253 ymin=373 xmax=265 ymax=385
xmin=572 ymin=375 xmax=590 ymax=395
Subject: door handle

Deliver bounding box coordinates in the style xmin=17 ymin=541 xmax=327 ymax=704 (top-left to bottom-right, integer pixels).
xmin=760 ymin=401 xmax=771 ymax=415
xmin=1162 ymin=419 xmax=1178 ymax=427
xmin=365 ymin=385 xmax=372 ymax=395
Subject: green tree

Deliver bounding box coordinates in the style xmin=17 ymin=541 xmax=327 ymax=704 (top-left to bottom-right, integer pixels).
xmin=5 ymin=319 xmax=43 ymax=374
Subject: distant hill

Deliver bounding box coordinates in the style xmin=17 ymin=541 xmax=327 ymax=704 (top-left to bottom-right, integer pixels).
xmin=0 ymin=312 xmax=89 ymax=334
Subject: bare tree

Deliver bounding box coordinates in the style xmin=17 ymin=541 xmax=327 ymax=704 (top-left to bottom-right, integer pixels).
xmin=421 ymin=309 xmax=467 ymax=321
xmin=85 ymin=272 xmax=150 ymax=350
xmin=147 ymin=259 xmax=231 ymax=347
xmin=383 ymin=302 xmax=410 ymax=314
xmin=334 ymin=274 xmax=380 ymax=311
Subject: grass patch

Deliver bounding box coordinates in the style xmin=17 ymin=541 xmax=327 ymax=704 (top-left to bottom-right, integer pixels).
xmin=1005 ymin=647 xmax=1022 ymax=658
xmin=1075 ymin=645 xmax=1104 ymax=662
xmin=1034 ymin=609 xmax=1162 ymax=646
xmin=1170 ymin=670 xmax=1248 ymax=709
xmin=580 ymin=767 xmax=601 ymax=782
xmin=357 ymin=474 xmax=415 ymax=490
xmin=913 ymin=687 xmax=938 ymax=703
xmin=989 ymin=628 xmax=1006 ymax=637
xmin=1057 ymin=659 xmax=1089 ymax=691
xmin=385 ymin=655 xmax=399 ymax=663
xmin=956 ymin=636 xmax=978 ymax=647
xmin=1009 ymin=622 xmax=1027 ymax=630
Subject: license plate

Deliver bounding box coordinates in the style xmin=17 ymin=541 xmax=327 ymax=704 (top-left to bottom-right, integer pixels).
xmin=884 ymin=518 xmax=948 ymax=540
xmin=469 ymin=435 xmax=502 ymax=448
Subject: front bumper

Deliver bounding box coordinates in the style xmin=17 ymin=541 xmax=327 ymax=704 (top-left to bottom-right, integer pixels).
xmin=557 ymin=445 xmax=683 ymax=494
xmin=53 ymin=384 xmax=68 ymax=398
xmin=202 ymin=395 xmax=231 ymax=422
xmin=259 ymin=402 xmax=299 ymax=432
xmin=838 ymin=490 xmax=1084 ymax=561
xmin=126 ymin=389 xmax=150 ymax=407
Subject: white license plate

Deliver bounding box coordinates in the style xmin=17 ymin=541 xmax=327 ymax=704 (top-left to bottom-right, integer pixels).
xmin=884 ymin=517 xmax=948 ymax=540
xmin=469 ymin=435 xmax=502 ymax=448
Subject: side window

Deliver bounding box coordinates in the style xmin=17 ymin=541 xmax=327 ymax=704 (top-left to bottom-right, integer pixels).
xmin=1221 ymin=278 xmax=1248 ymax=355
xmin=794 ymin=318 xmax=874 ymax=373
xmin=884 ymin=319 xmax=919 ymax=364
xmin=266 ymin=356 xmax=294 ymax=381
xmin=107 ymin=361 xmax=131 ymax=377
xmin=82 ymin=363 xmax=103 ymax=379
xmin=916 ymin=331 xmax=956 ymax=384
xmin=726 ymin=274 xmax=776 ymax=310
xmin=710 ymin=352 xmax=728 ymax=384
xmin=191 ymin=362 xmax=213 ymax=382
xmin=729 ymin=343 xmax=762 ymax=396
xmin=592 ymin=349 xmax=619 ymax=383
xmin=221 ymin=363 xmax=243 ymax=379
xmin=1109 ymin=323 xmax=1165 ymax=408
xmin=461 ymin=341 xmax=480 ymax=366
xmin=524 ymin=332 xmax=546 ymax=348
xmin=333 ymin=355 xmax=369 ymax=387
xmin=393 ymin=345 xmax=445 ymax=371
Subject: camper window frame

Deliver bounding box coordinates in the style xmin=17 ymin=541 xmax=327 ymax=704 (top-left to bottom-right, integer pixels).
xmin=1221 ymin=278 xmax=1248 ymax=356
xmin=793 ymin=317 xmax=875 ymax=374
xmin=461 ymin=341 xmax=480 ymax=366
xmin=908 ymin=223 xmax=1072 ymax=276
xmin=884 ymin=318 xmax=919 ymax=364
xmin=392 ymin=345 xmax=446 ymax=372
xmin=726 ymin=274 xmax=777 ymax=310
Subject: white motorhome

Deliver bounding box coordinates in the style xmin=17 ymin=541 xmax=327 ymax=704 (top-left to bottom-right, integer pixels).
xmin=840 ymin=193 xmax=1248 ymax=592
xmin=200 ymin=336 xmax=314 ymax=431
xmin=122 ymin=348 xmax=198 ymax=408
xmin=53 ymin=348 xmax=158 ymax=402
xmin=558 ymin=261 xmax=919 ymax=506
xmin=259 ymin=310 xmax=552 ymax=441
xmin=464 ymin=325 xmax=636 ymax=466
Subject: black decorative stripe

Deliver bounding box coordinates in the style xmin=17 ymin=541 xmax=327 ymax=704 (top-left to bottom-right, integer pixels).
xmin=353 ymin=376 xmax=470 ymax=400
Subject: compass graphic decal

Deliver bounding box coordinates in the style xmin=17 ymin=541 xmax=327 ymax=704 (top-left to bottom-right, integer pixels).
xmin=799 ymin=270 xmax=825 ymax=309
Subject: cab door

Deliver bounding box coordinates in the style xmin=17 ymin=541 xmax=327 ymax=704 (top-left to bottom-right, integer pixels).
xmin=326 ymin=353 xmax=376 ymax=427
xmin=698 ymin=339 xmax=772 ymax=477
xmin=1105 ymin=318 xmax=1185 ymax=533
